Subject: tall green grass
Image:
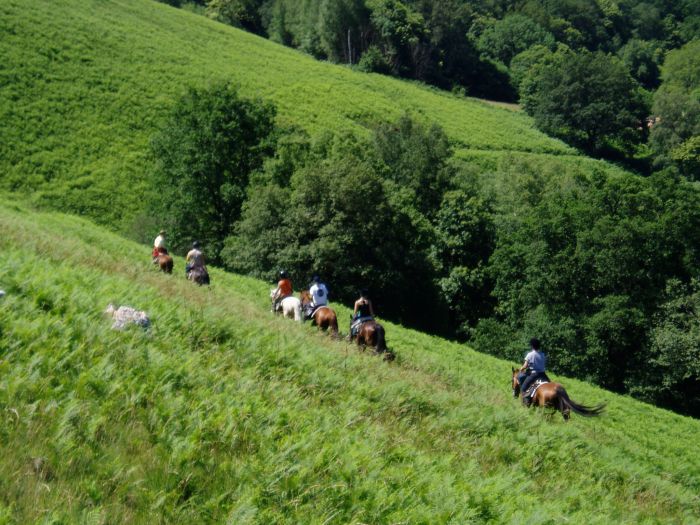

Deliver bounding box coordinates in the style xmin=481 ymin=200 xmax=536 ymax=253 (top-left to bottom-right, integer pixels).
xmin=1 ymin=199 xmax=699 ymax=523
xmin=0 ymin=0 xmax=627 ymax=234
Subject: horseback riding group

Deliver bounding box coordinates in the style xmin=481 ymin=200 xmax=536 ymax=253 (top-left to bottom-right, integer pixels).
xmin=270 ymin=271 xmax=393 ymax=360
xmin=151 ymin=230 xmax=392 ymax=358
xmin=151 ymin=230 xmax=601 ymax=416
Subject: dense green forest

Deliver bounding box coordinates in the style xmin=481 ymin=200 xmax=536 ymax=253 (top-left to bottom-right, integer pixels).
xmin=165 ymin=0 xmax=699 ymax=169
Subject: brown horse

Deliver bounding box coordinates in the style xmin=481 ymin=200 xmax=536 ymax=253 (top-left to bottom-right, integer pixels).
xmin=188 ymin=267 xmax=210 ymax=286
xmin=299 ymin=291 xmax=339 ymax=337
xmin=355 ymin=321 xmax=395 ymax=361
xmin=152 ymin=247 xmax=173 ymax=274
xmin=511 ymin=368 xmax=605 ymax=420
xmin=155 ymin=254 xmax=173 ymax=273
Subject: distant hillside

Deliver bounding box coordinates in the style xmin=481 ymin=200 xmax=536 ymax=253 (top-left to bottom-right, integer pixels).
xmin=1 ymin=198 xmax=699 ymax=523
xmin=0 ymin=0 xmax=625 ymax=234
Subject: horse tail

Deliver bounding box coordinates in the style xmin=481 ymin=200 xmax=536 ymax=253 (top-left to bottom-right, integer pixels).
xmin=556 ymin=386 xmax=605 ymax=417
xmin=375 ymin=323 xmax=387 ymax=352
xmin=165 ymin=257 xmax=173 ymax=274
xmin=293 ymin=301 xmax=302 ymax=322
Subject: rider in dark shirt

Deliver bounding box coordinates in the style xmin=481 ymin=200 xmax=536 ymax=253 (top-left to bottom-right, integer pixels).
xmin=349 ymin=289 xmax=375 ymax=339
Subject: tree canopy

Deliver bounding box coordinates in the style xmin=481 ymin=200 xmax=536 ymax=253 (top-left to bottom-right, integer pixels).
xmin=650 ymin=40 xmax=700 ymax=178
xmin=150 ymin=82 xmax=277 ymax=264
xmin=520 ymin=47 xmax=648 ymax=156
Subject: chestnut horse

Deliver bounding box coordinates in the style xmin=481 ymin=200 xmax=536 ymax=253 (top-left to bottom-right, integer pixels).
xmin=355 ymin=321 xmax=395 ymax=361
xmin=152 ymin=248 xmax=173 ymax=274
xmin=511 ymin=368 xmax=604 ymax=420
xmin=299 ymin=291 xmax=338 ymax=336
xmin=155 ymin=254 xmax=173 ymax=273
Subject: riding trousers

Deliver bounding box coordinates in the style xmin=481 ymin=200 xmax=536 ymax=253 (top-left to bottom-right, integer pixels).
xmin=521 ymin=371 xmax=546 ymax=394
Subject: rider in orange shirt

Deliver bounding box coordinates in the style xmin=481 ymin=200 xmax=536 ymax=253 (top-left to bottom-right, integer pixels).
xmin=272 ymin=270 xmax=293 ymax=312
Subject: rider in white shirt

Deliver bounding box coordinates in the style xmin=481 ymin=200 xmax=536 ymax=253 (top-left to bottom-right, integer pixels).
xmin=309 ymin=275 xmax=328 ymax=308
xmin=154 ymin=230 xmax=166 ymax=250
xmin=152 ymin=230 xmax=167 ymax=260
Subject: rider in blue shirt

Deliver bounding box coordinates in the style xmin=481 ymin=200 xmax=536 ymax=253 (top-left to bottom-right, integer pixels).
xmin=518 ymin=338 xmax=548 ymax=404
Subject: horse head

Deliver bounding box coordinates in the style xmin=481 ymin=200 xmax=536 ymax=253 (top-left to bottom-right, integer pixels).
xmin=299 ymin=290 xmax=312 ymax=305
xmin=511 ymin=367 xmax=521 ymax=398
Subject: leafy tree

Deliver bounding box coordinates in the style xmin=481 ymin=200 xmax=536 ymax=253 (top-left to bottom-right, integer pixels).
xmin=639 ymin=279 xmax=700 ymax=416
xmin=617 ymin=38 xmax=663 ymax=89
xmin=225 ymin=132 xmax=439 ymax=325
xmin=650 ymin=40 xmax=700 ymax=177
xmin=629 ymin=2 xmax=665 ymax=41
xmin=509 ymin=43 xmax=555 ymax=92
xmin=318 ymin=0 xmax=371 ymax=63
xmin=356 ymin=45 xmax=393 ymax=74
xmin=521 ymin=47 xmax=648 ymax=155
xmin=150 ymin=82 xmax=276 ymax=264
xmin=367 ymin=0 xmax=429 ymax=76
xmin=476 ymin=14 xmax=555 ymax=66
xmin=520 ymin=0 xmax=610 ymax=50
xmin=206 ymin=0 xmax=266 ymax=34
xmin=222 ymin=183 xmax=291 ymax=275
xmin=431 ymin=189 xmax=495 ymax=335
xmin=373 ymin=114 xmax=452 ymax=215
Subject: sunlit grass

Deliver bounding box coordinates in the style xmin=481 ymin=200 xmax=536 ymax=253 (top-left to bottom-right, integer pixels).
xmin=0 ymin=0 xmax=630 ymax=235
xmin=0 ymin=199 xmax=698 ymax=523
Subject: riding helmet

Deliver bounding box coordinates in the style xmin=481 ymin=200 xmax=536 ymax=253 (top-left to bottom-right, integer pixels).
xmin=279 ymin=270 xmax=288 ymax=279
xmin=192 ymin=241 xmax=200 ymax=249
xmin=312 ymin=274 xmax=320 ymax=283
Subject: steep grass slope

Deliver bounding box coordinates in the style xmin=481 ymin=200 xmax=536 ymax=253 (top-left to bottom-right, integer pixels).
xmin=0 ymin=0 xmax=626 ymax=233
xmin=1 ymin=199 xmax=699 ymax=524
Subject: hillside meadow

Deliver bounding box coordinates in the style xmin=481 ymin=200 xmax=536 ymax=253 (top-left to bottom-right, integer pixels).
xmin=1 ymin=199 xmax=699 ymax=523
xmin=0 ymin=0 xmax=628 ymax=235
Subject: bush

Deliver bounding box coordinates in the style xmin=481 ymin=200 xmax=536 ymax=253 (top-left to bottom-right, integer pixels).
xmin=356 ymin=45 xmax=392 ymax=75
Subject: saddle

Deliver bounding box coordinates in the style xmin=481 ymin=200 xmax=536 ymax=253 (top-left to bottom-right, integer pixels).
xmin=303 ymin=304 xmax=328 ymax=320
xmin=350 ymin=316 xmax=373 ymax=336
xmin=523 ymin=377 xmax=550 ymax=400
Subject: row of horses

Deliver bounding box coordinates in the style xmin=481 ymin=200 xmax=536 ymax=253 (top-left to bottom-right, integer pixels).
xmin=272 ymin=290 xmax=394 ymax=361
xmin=154 ymin=250 xmax=601 ymax=419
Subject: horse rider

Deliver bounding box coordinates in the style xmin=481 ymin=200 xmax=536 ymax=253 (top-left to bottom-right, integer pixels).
xmin=349 ymin=289 xmax=374 ymax=340
xmin=272 ymin=270 xmax=293 ymax=312
xmin=152 ymin=230 xmax=167 ymax=261
xmin=309 ymin=275 xmax=329 ymax=308
xmin=303 ymin=274 xmax=329 ymax=319
xmin=518 ymin=338 xmax=549 ymax=406
xmin=185 ymin=241 xmax=206 ymax=277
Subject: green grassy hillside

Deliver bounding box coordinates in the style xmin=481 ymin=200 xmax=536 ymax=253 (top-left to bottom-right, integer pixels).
xmin=0 ymin=0 xmax=626 ymax=233
xmin=1 ymin=199 xmax=699 ymax=523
